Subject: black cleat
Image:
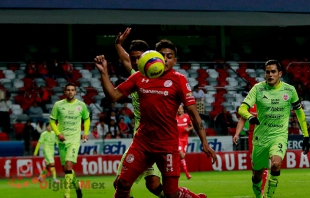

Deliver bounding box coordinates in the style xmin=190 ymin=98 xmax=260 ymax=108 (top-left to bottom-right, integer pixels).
xmin=76 ymin=189 xmax=82 ymax=198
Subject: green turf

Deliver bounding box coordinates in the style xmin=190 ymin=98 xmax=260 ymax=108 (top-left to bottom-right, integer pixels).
xmin=1 ymin=169 xmax=310 ymax=197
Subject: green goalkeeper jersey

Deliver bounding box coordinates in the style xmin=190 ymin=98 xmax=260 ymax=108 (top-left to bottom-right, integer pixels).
xmin=130 ymin=69 xmax=140 ymax=135
xmin=50 ymin=99 xmax=90 ymax=144
xmin=38 ymin=131 xmax=57 ymax=152
xmin=243 ymin=81 xmax=299 ymax=146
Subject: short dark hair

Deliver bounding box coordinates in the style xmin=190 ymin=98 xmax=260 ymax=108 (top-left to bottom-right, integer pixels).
xmin=129 ymin=40 xmax=149 ymax=52
xmin=155 ymin=39 xmax=177 ymax=56
xmin=64 ymin=82 xmax=76 ymax=91
xmin=265 ymin=60 xmax=282 ymax=72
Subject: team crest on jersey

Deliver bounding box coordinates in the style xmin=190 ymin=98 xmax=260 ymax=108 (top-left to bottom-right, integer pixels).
xmin=164 ymin=80 xmax=173 ymax=87
xmin=183 ymin=118 xmax=187 ymax=122
xmin=283 ymin=93 xmax=289 ymax=101
xmin=126 ymin=154 xmax=134 ymax=163
xmin=186 ymin=83 xmax=191 ymax=91
xmin=76 ymin=106 xmax=82 ymax=111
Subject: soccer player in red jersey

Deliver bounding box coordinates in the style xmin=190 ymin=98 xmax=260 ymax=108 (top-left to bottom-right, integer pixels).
xmin=233 ymin=103 xmax=268 ymax=195
xmin=95 ymin=39 xmax=217 ymax=198
xmin=176 ymin=104 xmax=193 ymax=179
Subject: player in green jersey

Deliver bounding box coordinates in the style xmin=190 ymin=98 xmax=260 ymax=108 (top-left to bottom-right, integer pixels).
xmin=50 ymin=83 xmax=90 ymax=198
xmin=113 ymin=28 xmax=164 ymax=198
xmin=238 ymin=60 xmax=310 ymax=198
xmin=33 ymin=124 xmax=59 ymax=183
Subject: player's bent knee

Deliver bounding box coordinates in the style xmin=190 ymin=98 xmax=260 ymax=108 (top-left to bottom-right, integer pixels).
xmin=270 ymin=162 xmax=282 ymax=170
xmin=113 ymin=175 xmax=119 ymax=190
xmin=117 ymin=178 xmax=132 ymax=190
xmin=145 ymin=176 xmax=162 ymax=195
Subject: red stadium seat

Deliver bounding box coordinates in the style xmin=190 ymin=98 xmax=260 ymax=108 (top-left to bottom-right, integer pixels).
xmin=209 ymin=111 xmax=220 ymax=121
xmin=205 ymin=128 xmax=217 ymax=136
xmin=45 ymin=78 xmax=58 ymax=88
xmin=8 ymin=63 xmax=20 ymax=71
xmin=13 ymin=122 xmax=25 ymax=139
xmin=22 ymin=78 xmax=34 ymax=90
xmin=228 ymin=128 xmax=236 ymax=136
xmin=84 ymin=63 xmax=95 ymax=71
xmin=0 ymin=132 xmax=10 ymax=141
xmin=288 ymin=128 xmax=300 ymax=135
xmin=180 ymin=63 xmax=191 ymax=71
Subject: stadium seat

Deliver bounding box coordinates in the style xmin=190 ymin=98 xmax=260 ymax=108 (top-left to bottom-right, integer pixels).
xmin=0 ymin=132 xmax=10 ymax=141
xmin=13 ymin=122 xmax=25 ymax=139
xmin=288 ymin=128 xmax=300 ymax=135
xmin=190 ymin=63 xmax=200 ymax=70
xmin=84 ymin=63 xmax=95 ymax=71
xmin=22 ymin=78 xmax=34 ymax=90
xmin=45 ymin=78 xmax=58 ymax=88
xmin=228 ymin=127 xmax=236 ymax=136
xmin=3 ymin=70 xmax=16 ymax=79
xmin=8 ymin=63 xmax=20 ymax=71
xmin=205 ymin=128 xmax=217 ymax=136
xmin=13 ymin=79 xmax=24 ymax=89
xmin=0 ymin=78 xmax=12 ymax=89
xmin=180 ymin=63 xmax=191 ymax=71
xmin=15 ymin=70 xmax=26 ymax=79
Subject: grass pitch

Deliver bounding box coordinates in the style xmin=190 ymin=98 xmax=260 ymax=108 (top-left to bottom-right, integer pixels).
xmin=1 ymin=169 xmax=310 ymax=198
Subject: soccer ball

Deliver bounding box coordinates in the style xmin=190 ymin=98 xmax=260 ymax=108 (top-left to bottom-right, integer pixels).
xmin=137 ymin=50 xmax=165 ymax=78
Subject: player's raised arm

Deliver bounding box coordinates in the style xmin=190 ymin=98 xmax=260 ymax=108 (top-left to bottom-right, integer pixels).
xmin=115 ymin=28 xmax=132 ymax=73
xmin=186 ymin=104 xmax=217 ymax=164
xmin=94 ymin=55 xmax=124 ymax=102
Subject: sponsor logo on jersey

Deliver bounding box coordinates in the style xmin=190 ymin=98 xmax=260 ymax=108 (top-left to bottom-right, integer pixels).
xmin=268 ymin=107 xmax=284 ymax=111
xmin=265 ymin=114 xmax=284 ymax=119
xmin=267 ymin=123 xmax=283 ymax=127
xmin=186 ymin=83 xmax=191 ymax=91
xmin=166 ymin=167 xmax=173 ymax=172
xmin=164 ymin=80 xmax=173 ymax=87
xmin=284 ymin=87 xmax=293 ymax=92
xmin=139 ymin=88 xmax=169 ymax=96
xmin=271 ymin=99 xmax=279 ymax=104
xmin=126 ymin=154 xmax=134 ymax=163
xmin=283 ymin=93 xmax=289 ymax=101
xmin=142 ymin=78 xmax=149 ymax=83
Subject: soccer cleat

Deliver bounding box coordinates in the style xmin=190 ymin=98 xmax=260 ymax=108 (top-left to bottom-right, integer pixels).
xmin=53 ymin=178 xmax=60 ymax=183
xmin=38 ymin=177 xmax=44 ymax=183
xmin=197 ymin=193 xmax=207 ymax=198
xmin=76 ymin=189 xmax=82 ymax=198
xmin=186 ymin=174 xmax=192 ymax=180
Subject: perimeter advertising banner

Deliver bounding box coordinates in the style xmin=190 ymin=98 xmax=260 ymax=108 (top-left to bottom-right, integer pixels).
xmin=37 ymin=136 xmax=234 ymax=156
xmin=1 ymin=150 xmax=310 ymax=179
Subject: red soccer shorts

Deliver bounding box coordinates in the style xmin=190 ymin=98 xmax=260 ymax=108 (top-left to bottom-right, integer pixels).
xmin=120 ymin=142 xmax=180 ymax=186
xmin=178 ymin=139 xmax=188 ymax=153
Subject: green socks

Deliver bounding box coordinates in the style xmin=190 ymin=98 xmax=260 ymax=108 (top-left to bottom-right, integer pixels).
xmin=266 ymin=174 xmax=279 ymax=198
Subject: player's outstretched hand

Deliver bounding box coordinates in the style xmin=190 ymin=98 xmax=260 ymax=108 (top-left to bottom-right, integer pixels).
xmin=94 ymin=55 xmax=108 ymax=74
xmin=82 ymin=134 xmax=88 ymax=143
xmin=58 ymin=134 xmax=66 ymax=142
xmin=202 ymin=144 xmax=217 ymax=164
xmin=115 ymin=27 xmax=131 ymax=45
xmin=233 ymin=135 xmax=239 ymax=145
xmin=249 ymin=116 xmax=260 ymax=125
xmin=302 ymin=137 xmax=310 ymax=154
